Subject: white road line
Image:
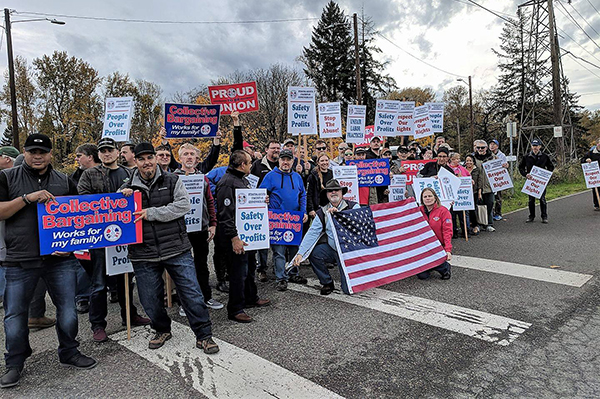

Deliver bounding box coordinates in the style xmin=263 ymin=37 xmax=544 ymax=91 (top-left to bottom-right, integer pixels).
xmin=452 ymin=255 xmax=593 ymax=288
xmin=288 ymin=279 xmax=531 ymax=347
xmin=111 ymin=322 xmax=344 ymax=399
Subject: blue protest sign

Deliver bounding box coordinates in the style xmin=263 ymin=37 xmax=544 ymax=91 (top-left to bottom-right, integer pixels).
xmin=269 ymin=210 xmax=303 ymax=246
xmin=347 ymin=159 xmax=390 ymax=187
xmin=164 ymin=103 xmax=220 ymax=138
xmin=37 ymin=193 xmax=143 ymax=255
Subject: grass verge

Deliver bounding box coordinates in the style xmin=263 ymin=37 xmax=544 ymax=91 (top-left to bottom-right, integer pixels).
xmin=502 ymin=176 xmax=589 ymax=214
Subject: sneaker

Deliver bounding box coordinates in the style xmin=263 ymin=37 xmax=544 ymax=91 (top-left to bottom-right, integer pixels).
xmin=493 ymin=215 xmax=503 ymax=221
xmin=122 ymin=314 xmax=152 ymax=326
xmin=60 ymin=353 xmax=98 ymax=370
xmin=276 ymin=280 xmax=288 ymax=291
xmin=28 ymin=316 xmax=56 ymax=329
xmin=258 ymin=272 xmax=268 ymax=282
xmin=216 ymin=281 xmax=229 ymax=293
xmin=197 ymin=337 xmax=220 ymax=354
xmin=109 ymin=291 xmax=119 ymax=303
xmin=594 ymin=207 xmax=600 ymax=212
xmin=288 ymin=275 xmax=307 ymax=284
xmin=542 ymin=218 xmax=548 ymax=224
xmin=76 ymin=300 xmax=89 ymax=314
xmin=205 ymin=299 xmax=224 ymax=310
xmin=486 ymin=226 xmax=496 ymax=232
xmin=92 ymin=327 xmax=108 ymax=343
xmin=179 ymin=307 xmax=186 ymax=317
xmin=0 ymin=366 xmax=23 ymax=388
xmin=148 ymin=332 xmax=172 ymax=349
xmin=320 ymin=283 xmax=334 ymax=295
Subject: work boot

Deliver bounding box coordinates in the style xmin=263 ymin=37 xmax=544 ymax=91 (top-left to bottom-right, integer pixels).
xmin=60 ymin=353 xmax=98 ymax=370
xmin=197 ymin=337 xmax=220 ymax=354
xmin=28 ymin=317 xmax=56 ymax=329
xmin=0 ymin=366 xmax=23 ymax=388
xmin=148 ymin=332 xmax=172 ymax=349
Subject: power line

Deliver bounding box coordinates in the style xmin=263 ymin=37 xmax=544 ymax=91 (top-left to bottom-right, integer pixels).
xmin=462 ymin=0 xmax=517 ymax=26
xmin=555 ymin=1 xmax=600 ymax=52
xmin=562 ymin=51 xmax=600 ymax=79
xmin=562 ymin=49 xmax=600 ymax=71
xmin=449 ymin=0 xmax=515 ymax=18
xmin=587 ymin=0 xmax=600 ymax=18
xmin=14 ymin=11 xmax=319 ymax=25
xmin=557 ymin=25 xmax=600 ymax=64
xmin=568 ymin=1 xmax=600 ymax=37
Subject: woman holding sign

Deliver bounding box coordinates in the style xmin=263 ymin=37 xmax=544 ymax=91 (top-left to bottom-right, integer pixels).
xmin=581 ymin=137 xmax=600 ymax=211
xmin=417 ymin=188 xmax=452 ymax=280
xmin=306 ymin=154 xmax=334 ymax=217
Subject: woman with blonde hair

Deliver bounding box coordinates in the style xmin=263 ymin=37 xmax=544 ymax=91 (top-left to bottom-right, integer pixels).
xmin=417 ymin=188 xmax=452 ymax=280
xmin=306 ymin=153 xmax=334 ymax=217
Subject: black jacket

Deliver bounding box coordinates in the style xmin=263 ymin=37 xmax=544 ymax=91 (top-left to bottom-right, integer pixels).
xmin=306 ymin=168 xmax=334 ymax=213
xmin=215 ymin=167 xmax=250 ymax=240
xmin=581 ymin=148 xmax=600 ymax=164
xmin=250 ymin=156 xmax=277 ymax=185
xmin=419 ymin=162 xmax=455 ymax=177
xmin=519 ymin=151 xmax=554 ymax=177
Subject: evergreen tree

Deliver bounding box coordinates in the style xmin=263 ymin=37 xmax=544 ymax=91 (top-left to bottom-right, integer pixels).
xmin=0 ymin=126 xmax=12 ymax=146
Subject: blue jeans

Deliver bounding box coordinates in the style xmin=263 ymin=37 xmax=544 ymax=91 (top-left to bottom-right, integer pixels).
xmin=75 ymin=259 xmax=92 ymax=303
xmin=256 ymin=248 xmax=269 ymax=273
xmin=28 ymin=279 xmax=47 ymax=318
xmin=3 ymin=259 xmax=80 ymax=368
xmin=271 ymin=245 xmax=299 ymax=281
xmin=0 ymin=266 xmax=5 ymax=302
xmin=417 ymin=261 xmax=451 ymax=279
xmin=132 ymin=251 xmax=213 ymax=341
xmin=309 ymin=243 xmax=349 ymax=294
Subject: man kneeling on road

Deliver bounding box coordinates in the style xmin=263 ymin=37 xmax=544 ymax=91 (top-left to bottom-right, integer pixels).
xmin=120 ymin=142 xmax=218 ymax=354
xmin=291 ymin=179 xmax=360 ymax=295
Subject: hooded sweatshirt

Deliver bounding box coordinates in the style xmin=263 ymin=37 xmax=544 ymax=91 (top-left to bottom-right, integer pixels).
xmin=259 ymin=167 xmax=306 ymax=213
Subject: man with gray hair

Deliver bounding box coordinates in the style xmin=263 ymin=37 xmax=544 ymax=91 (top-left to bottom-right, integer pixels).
xmin=472 ymin=140 xmax=497 ymax=232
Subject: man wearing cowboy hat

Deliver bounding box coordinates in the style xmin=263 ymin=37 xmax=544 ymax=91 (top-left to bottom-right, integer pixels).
xmin=291 ymin=179 xmax=360 ymax=295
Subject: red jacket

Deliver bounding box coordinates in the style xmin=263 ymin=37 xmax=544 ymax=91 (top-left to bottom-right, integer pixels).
xmin=420 ymin=204 xmax=453 ymax=253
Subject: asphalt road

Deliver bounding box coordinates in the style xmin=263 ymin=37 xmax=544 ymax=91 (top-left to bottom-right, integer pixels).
xmin=1 ymin=190 xmax=599 ymax=398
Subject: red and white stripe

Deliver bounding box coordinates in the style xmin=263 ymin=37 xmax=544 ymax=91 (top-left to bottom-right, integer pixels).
xmin=334 ymin=198 xmax=447 ymax=294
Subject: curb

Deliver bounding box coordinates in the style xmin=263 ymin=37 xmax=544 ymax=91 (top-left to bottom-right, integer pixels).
xmin=503 ymin=190 xmax=589 ymax=216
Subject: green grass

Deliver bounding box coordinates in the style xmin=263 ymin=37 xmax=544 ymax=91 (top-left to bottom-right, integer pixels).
xmin=501 ymin=176 xmax=589 ymax=214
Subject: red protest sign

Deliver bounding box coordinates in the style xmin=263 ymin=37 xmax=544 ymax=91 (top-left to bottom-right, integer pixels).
xmin=401 ymin=160 xmax=436 ymax=185
xmin=208 ymin=81 xmax=259 ymax=115
xmin=355 ymin=125 xmax=385 ymax=148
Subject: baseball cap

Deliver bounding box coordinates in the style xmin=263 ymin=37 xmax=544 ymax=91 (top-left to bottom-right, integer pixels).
xmin=437 ymin=147 xmax=449 ymax=155
xmin=0 ymin=146 xmax=20 ymax=158
xmin=97 ymin=137 xmax=117 ymax=150
xmin=491 ymin=139 xmax=499 ymax=146
xmin=24 ymin=134 xmax=52 ymax=152
xmin=283 ymin=138 xmax=295 ymax=147
xmin=531 ymin=139 xmax=542 ymax=146
xmin=355 ymin=147 xmax=367 ymax=154
xmin=243 ymin=141 xmax=254 ymax=149
xmin=134 ymin=142 xmax=156 ymax=157
xmin=279 ymin=149 xmax=294 ymax=159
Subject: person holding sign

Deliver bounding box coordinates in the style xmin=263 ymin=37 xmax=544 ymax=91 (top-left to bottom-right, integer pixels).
xmin=120 ymin=143 xmax=219 ymax=354
xmin=259 ymin=149 xmax=308 ymax=292
xmin=581 ymin=137 xmax=600 ymax=211
xmin=0 ymin=134 xmax=97 ymax=388
xmin=418 ymin=147 xmax=455 ymax=178
xmin=216 ymin=150 xmax=271 ymax=323
xmin=519 ymin=139 xmax=554 ymax=223
xmin=416 ymin=188 xmax=452 ymax=280
xmin=307 ymin=154 xmax=334 ymax=217
xmin=472 ymin=140 xmax=497 ymax=232
xmin=366 ymin=137 xmax=382 ymax=159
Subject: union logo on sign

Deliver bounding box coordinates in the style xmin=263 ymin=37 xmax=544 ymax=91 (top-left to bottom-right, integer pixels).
xmin=107 ymin=100 xmax=115 ymax=109
xmin=104 ymin=224 xmax=122 ymax=242
xmin=227 ymin=88 xmax=237 ymax=98
xmin=200 ymin=125 xmax=211 ymax=135
xmin=290 ymin=90 xmax=297 ymax=99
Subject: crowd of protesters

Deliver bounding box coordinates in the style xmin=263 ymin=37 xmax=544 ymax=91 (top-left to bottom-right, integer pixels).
xmin=0 ymin=109 xmax=592 ymax=389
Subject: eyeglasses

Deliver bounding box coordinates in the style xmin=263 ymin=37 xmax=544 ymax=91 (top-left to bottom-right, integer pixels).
xmin=476 ymin=146 xmax=486 ymax=149
xmin=316 ymin=146 xmax=327 ymax=151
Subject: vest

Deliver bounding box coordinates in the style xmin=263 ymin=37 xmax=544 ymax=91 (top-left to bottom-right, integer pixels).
xmin=315 ymin=200 xmax=358 ymax=245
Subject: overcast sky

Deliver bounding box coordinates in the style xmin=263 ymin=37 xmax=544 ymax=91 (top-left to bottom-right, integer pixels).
xmin=2 ymin=0 xmax=600 ymax=113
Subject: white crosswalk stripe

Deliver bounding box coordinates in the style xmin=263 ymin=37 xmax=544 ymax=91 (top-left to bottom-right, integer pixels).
xmin=452 ymin=255 xmax=592 ymax=287
xmin=111 ymin=322 xmax=344 ymax=399
xmin=288 ymin=278 xmax=531 ymax=346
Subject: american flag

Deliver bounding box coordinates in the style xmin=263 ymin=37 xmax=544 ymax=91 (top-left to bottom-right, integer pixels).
xmin=330 ymin=198 xmax=447 ymax=294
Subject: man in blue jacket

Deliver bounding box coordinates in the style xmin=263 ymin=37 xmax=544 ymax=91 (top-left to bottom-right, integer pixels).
xmin=259 ymin=149 xmax=308 ymax=291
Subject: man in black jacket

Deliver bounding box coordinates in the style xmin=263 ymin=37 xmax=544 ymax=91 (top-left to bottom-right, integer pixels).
xmin=418 ymin=147 xmax=454 ymax=177
xmin=581 ymin=137 xmax=600 ymax=210
xmin=519 ymin=139 xmax=555 ymax=223
xmin=0 ymin=134 xmax=97 ymax=389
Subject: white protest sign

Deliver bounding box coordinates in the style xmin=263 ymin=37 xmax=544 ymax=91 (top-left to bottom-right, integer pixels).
xmin=318 ymin=102 xmax=342 ymax=138
xmin=521 ymin=166 xmax=552 ymax=199
xmin=332 ymin=165 xmax=359 ymax=203
xmin=374 ymin=100 xmax=400 ymax=137
xmin=396 ymin=102 xmax=415 ymax=136
xmin=246 ymin=174 xmax=259 ymax=189
xmin=235 ymin=189 xmax=269 ymax=250
xmin=453 ymin=177 xmax=475 ymax=211
xmin=483 ymin=159 xmax=513 ymax=193
xmin=179 ymin=174 xmax=205 ymax=233
xmin=413 ymin=105 xmax=433 ymax=139
xmin=102 ymin=97 xmax=134 ymax=142
xmin=582 ymin=161 xmax=600 ymax=188
xmin=287 ymin=87 xmax=317 ymax=136
xmin=413 ymin=177 xmax=453 ymax=209
xmin=346 ymin=104 xmax=366 ymax=143
xmin=426 ymin=102 xmax=445 ymax=133
xmin=438 ymin=167 xmax=461 ymax=201
xmin=106 ymin=245 xmax=133 ymax=276
xmin=389 ymin=174 xmax=407 ymax=201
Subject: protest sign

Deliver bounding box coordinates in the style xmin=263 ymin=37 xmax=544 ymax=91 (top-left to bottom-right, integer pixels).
xmin=582 ymin=161 xmax=600 ymax=188
xmin=396 ymin=102 xmax=415 ymax=136
xmin=453 ymin=177 xmax=475 ymax=211
xmin=106 ymin=245 xmax=133 ymax=276
xmin=374 ymin=100 xmax=400 ymax=137
xmin=288 ymin=86 xmax=317 ymax=136
xmin=413 ymin=178 xmax=453 ymax=209
xmin=102 ymin=97 xmax=134 ymax=142
xmin=332 ymin=165 xmax=359 ymax=202
xmin=389 ymin=174 xmax=407 ymax=202
xmin=438 ymin=167 xmax=461 ymax=200
xmin=346 ymin=104 xmax=366 ymax=143
xmin=347 ymin=159 xmax=390 ymax=187
xmin=269 ymin=210 xmax=303 ymax=246
xmin=164 ymin=103 xmax=220 ymax=138
xmin=235 ymin=189 xmax=269 ymax=250
xmin=246 ymin=174 xmax=259 ymax=189
xmin=401 ymin=160 xmax=436 ymax=185
xmin=356 ymin=125 xmax=384 ymax=148
xmin=318 ymin=102 xmax=342 ymax=138
xmin=426 ymin=102 xmax=445 ymax=133
xmin=179 ymin=175 xmax=205 ymax=233
xmin=413 ymin=105 xmax=433 ymax=139
xmin=483 ymin=159 xmax=514 ymax=193
xmin=37 ymin=193 xmax=143 ymax=256
xmin=521 ymin=166 xmax=552 ymax=199
xmin=208 ymin=81 xmax=259 ymax=115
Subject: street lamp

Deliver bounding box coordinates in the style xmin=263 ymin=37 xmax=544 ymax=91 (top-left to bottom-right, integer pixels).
xmin=457 ymin=76 xmax=474 ymax=147
xmin=3 ymin=9 xmax=65 ymax=151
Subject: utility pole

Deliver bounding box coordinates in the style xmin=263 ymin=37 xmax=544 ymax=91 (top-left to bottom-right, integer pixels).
xmin=468 ymin=75 xmax=474 ymax=147
xmin=353 ymin=13 xmax=362 ymax=105
xmin=5 ymin=8 xmax=19 ymax=151
xmin=456 ymin=118 xmax=461 ymax=154
xmin=546 ymin=0 xmax=565 ymax=164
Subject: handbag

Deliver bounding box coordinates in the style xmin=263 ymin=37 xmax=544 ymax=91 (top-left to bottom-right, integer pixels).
xmin=476 ymin=203 xmax=488 ymax=225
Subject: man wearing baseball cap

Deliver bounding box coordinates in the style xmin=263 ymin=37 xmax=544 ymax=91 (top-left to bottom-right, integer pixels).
xmin=0 ymin=134 xmax=97 ymax=388
xmin=519 ymin=138 xmax=554 ymax=223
